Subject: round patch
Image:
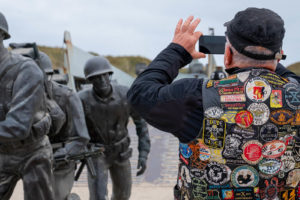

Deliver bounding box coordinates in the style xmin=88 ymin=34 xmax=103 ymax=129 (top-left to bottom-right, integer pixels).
xmin=259 ymin=123 xmax=278 ymax=142
xmin=242 ymin=140 xmax=263 ymax=164
xmin=245 ymin=77 xmax=271 ymax=102
xmin=262 ymin=140 xmax=287 ymax=158
xmin=205 ymin=162 xmax=231 ymax=185
xmin=231 ymin=165 xmax=259 ymax=188
xmin=285 ymin=83 xmax=300 ymax=110
xmin=198 ymin=143 xmax=211 ymax=161
xmin=258 ymin=158 xmax=282 ymax=175
xmin=235 ymin=110 xmax=253 ymax=128
xmin=180 ymin=143 xmax=193 ymax=158
xmin=248 ymin=103 xmax=269 ymax=125
xmin=204 ymin=106 xmax=224 ymax=118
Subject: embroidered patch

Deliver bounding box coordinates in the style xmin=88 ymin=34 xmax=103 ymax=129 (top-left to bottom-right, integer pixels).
xmin=258 ymin=158 xmax=282 ymax=175
xmin=180 ymin=143 xmax=193 ymax=158
xmin=205 ymin=162 xmax=231 ymax=185
xmin=231 ymin=165 xmax=259 ymax=188
xmin=262 ymin=140 xmax=287 ymax=158
xmin=280 ymin=150 xmax=295 ymax=172
xmin=222 ymin=102 xmax=246 ymax=110
xmin=218 ymin=86 xmax=244 ymax=95
xmin=242 ymin=140 xmax=263 ymax=164
xmin=285 ymin=83 xmax=300 ymax=110
xmin=231 ymin=126 xmax=256 ymax=139
xmin=237 ymin=71 xmax=250 ymax=82
xmin=191 ymin=178 xmax=207 ymax=199
xmin=220 ymin=94 xmax=246 ymax=103
xmin=270 ymin=109 xmax=294 ymax=125
xmin=245 ymin=77 xmax=271 ymax=102
xmin=292 ymin=110 xmax=300 ymax=126
xmin=248 ymin=103 xmax=269 ymax=125
xmin=259 ymin=123 xmax=278 ymax=142
xmin=222 ymin=134 xmax=243 ymax=159
xmin=260 ymin=73 xmax=288 ymax=87
xmin=206 ymin=80 xmax=214 ymax=88
xmin=203 ymin=118 xmax=226 ymax=149
xmin=286 ymin=169 xmax=300 ymax=188
xmin=205 ymin=106 xmax=224 ymax=118
xmin=270 ymin=90 xmax=283 ymax=108
xmin=221 ymin=110 xmax=237 ymax=123
xmin=235 ymin=110 xmax=253 ymax=128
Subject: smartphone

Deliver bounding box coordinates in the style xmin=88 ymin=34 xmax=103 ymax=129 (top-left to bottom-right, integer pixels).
xmin=199 ymin=36 xmax=226 ymax=54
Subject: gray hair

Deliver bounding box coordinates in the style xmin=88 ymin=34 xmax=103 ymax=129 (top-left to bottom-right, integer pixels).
xmin=226 ymin=39 xmax=277 ymax=67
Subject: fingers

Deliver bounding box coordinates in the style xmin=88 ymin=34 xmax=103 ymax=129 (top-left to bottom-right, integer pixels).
xmin=136 ymin=165 xmax=146 ymax=176
xmin=181 ymin=16 xmax=194 ymax=32
xmin=188 ymin=18 xmax=201 ymax=34
xmin=192 ymin=51 xmax=206 ymax=59
xmin=174 ymin=18 xmax=183 ymax=35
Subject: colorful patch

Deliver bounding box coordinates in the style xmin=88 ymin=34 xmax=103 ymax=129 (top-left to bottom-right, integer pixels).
xmin=215 ymin=78 xmax=239 ymax=87
xmin=258 ymin=158 xmax=282 ymax=175
xmin=260 ymin=177 xmax=284 ymax=200
xmin=280 ymin=189 xmax=297 ymax=200
xmin=221 ymin=110 xmax=237 ymax=123
xmin=280 ymin=150 xmax=296 ymax=172
xmin=222 ymin=189 xmax=234 ymax=200
xmin=278 ymin=125 xmax=298 ymax=138
xmin=198 ymin=142 xmax=211 ymax=161
xmin=218 ymin=86 xmax=244 ymax=95
xmin=203 ymin=118 xmax=226 ymax=149
xmin=245 ymin=77 xmax=271 ymax=102
xmin=234 ymin=188 xmax=255 ymax=200
xmin=222 ymin=134 xmax=243 ymax=158
xmin=220 ymin=94 xmax=246 ymax=103
xmin=242 ymin=140 xmax=263 ymax=164
xmin=285 ymin=83 xmax=300 ymax=110
xmin=207 ymin=190 xmax=221 ymax=199
xmin=270 ymin=109 xmax=294 ymax=125
xmin=189 ymin=141 xmax=208 ymax=170
xmin=180 ymin=143 xmax=193 ymax=158
xmin=235 ymin=110 xmax=253 ymax=128
xmin=292 ymin=110 xmax=300 ymax=126
xmin=286 ymin=169 xmax=300 ymax=188
xmin=260 ymin=73 xmax=288 ymax=87
xmin=205 ymin=107 xmax=224 ymax=118
xmin=248 ymin=103 xmax=269 ymax=125
xmin=206 ymin=80 xmax=214 ymax=88
xmin=222 ymin=103 xmax=246 ymax=110
xmin=231 ymin=165 xmax=259 ymax=188
xmin=270 ymin=90 xmax=283 ymax=108
xmin=259 ymin=123 xmax=278 ymax=142
xmin=237 ymin=71 xmax=250 ymax=82
xmin=262 ymin=140 xmax=287 ymax=158
xmin=209 ymin=148 xmax=226 ymax=164
xmin=231 ymin=126 xmax=256 ymax=139
xmin=205 ymin=162 xmax=231 ymax=185
xmin=180 ymin=154 xmax=189 ymax=165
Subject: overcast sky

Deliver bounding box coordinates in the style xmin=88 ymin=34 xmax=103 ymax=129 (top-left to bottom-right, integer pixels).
xmin=1 ymin=0 xmax=300 ymax=67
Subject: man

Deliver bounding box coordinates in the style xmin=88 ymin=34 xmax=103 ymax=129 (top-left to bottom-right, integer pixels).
xmin=38 ymin=52 xmax=90 ymax=200
xmin=0 ymin=12 xmax=54 ymax=200
xmin=78 ymin=56 xmax=151 ymax=200
xmin=128 ymin=8 xmax=300 ymax=200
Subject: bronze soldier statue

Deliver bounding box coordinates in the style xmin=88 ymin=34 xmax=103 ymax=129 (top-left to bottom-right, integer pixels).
xmin=0 ymin=12 xmax=54 ymax=200
xmin=78 ymin=56 xmax=151 ymax=200
xmin=38 ymin=52 xmax=90 ymax=200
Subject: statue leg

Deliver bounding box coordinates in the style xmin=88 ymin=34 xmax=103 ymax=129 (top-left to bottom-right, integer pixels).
xmin=88 ymin=156 xmax=109 ymax=200
xmin=110 ymin=159 xmax=132 ymax=200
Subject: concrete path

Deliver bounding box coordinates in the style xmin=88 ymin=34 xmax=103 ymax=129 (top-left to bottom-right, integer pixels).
xmin=10 ymin=123 xmax=179 ymax=200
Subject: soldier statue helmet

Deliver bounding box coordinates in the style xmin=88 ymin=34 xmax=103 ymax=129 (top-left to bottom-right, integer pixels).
xmin=0 ymin=12 xmax=10 ymax=40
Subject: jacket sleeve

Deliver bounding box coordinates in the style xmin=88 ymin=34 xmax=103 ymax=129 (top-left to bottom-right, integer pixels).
xmin=62 ymin=92 xmax=90 ymax=155
xmin=0 ymin=61 xmax=45 ymax=142
xmin=127 ymin=43 xmax=203 ymax=142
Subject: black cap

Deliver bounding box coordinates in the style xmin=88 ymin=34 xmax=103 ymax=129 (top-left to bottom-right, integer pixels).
xmin=224 ymin=7 xmax=286 ymax=60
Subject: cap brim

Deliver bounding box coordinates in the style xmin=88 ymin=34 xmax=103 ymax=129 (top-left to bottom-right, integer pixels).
xmin=223 ymin=21 xmax=231 ymax=27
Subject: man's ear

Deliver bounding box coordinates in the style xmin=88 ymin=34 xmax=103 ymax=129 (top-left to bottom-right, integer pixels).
xmin=224 ymin=45 xmax=232 ymax=66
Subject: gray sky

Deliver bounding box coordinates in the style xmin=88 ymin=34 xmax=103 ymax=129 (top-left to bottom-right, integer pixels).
xmin=1 ymin=0 xmax=300 ymax=67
